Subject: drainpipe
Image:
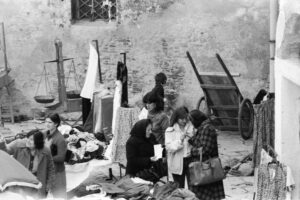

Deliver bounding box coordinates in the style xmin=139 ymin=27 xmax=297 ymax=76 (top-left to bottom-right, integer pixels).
xmin=269 ymin=0 xmax=279 ymax=93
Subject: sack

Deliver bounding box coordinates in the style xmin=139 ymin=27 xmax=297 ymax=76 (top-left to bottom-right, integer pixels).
xmin=189 ymin=148 xmax=225 ymax=186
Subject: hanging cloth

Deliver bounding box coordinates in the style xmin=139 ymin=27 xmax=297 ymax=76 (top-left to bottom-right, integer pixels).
xmin=112 ymin=80 xmax=122 ymax=135
xmin=117 ymin=61 xmax=128 ymax=106
xmin=80 ymin=43 xmax=99 ymax=101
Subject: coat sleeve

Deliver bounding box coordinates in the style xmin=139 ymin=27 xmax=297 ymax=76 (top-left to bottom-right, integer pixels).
xmin=46 ymin=151 xmax=55 ymax=191
xmin=189 ymin=125 xmax=216 ymax=158
xmin=165 ymin=129 xmax=183 ymax=153
xmin=126 ymin=139 xmax=151 ymax=169
xmin=5 ymin=139 xmax=22 ymax=155
xmin=52 ymin=137 xmax=67 ymax=163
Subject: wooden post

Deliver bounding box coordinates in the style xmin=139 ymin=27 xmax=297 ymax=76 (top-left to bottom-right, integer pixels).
xmin=55 ymin=39 xmax=67 ymax=111
xmin=269 ymin=0 xmax=279 ymax=93
xmin=1 ymin=22 xmax=14 ymax=123
xmin=92 ymin=40 xmax=102 ymax=83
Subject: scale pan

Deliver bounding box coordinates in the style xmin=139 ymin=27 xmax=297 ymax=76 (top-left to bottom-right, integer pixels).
xmin=34 ymin=95 xmax=55 ymax=104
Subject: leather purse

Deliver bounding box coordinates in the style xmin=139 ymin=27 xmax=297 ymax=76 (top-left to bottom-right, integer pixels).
xmin=189 ymin=147 xmax=225 ymax=186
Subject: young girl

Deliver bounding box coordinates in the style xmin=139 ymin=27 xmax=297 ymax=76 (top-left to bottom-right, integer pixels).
xmin=165 ymin=106 xmax=194 ymax=188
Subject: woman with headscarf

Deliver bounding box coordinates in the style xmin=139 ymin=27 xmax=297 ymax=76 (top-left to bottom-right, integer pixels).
xmin=165 ymin=106 xmax=194 ymax=188
xmin=188 ymin=110 xmax=225 ymax=200
xmin=0 ymin=130 xmax=55 ymax=198
xmin=126 ymin=119 xmax=157 ymax=176
xmin=45 ymin=113 xmax=67 ymax=199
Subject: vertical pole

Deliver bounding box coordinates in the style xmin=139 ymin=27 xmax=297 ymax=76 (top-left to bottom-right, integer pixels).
xmin=269 ymin=0 xmax=279 ymax=93
xmin=2 ymin=23 xmax=14 ymax=123
xmin=93 ymin=40 xmax=102 ymax=83
xmin=120 ymin=52 xmax=126 ymax=65
xmin=55 ymin=39 xmax=67 ymax=110
xmin=1 ymin=23 xmax=8 ymax=73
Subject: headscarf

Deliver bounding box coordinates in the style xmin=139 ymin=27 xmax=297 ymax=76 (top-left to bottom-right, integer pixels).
xmin=189 ymin=109 xmax=208 ymax=128
xmin=129 ymin=119 xmax=152 ymax=139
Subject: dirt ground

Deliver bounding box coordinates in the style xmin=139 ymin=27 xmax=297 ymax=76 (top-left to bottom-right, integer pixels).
xmin=0 ymin=120 xmax=254 ymax=200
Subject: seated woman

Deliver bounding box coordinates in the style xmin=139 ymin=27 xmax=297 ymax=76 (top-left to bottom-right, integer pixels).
xmin=126 ymin=119 xmax=157 ymax=176
xmin=188 ymin=110 xmax=225 ymax=200
xmin=165 ymin=106 xmax=194 ymax=188
xmin=0 ymin=130 xmax=55 ymax=198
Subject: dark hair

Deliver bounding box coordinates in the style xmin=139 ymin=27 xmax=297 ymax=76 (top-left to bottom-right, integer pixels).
xmin=26 ymin=129 xmax=40 ymax=138
xmin=34 ymin=131 xmax=45 ymax=150
xmin=144 ymin=91 xmax=164 ymax=112
xmin=155 ymin=73 xmax=167 ymax=85
xmin=47 ymin=113 xmax=61 ymax=127
xmin=189 ymin=110 xmax=208 ymax=128
xmin=170 ymin=106 xmax=189 ymax=126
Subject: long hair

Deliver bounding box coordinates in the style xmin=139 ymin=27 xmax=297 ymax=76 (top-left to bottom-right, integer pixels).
xmin=47 ymin=113 xmax=61 ymax=127
xmin=34 ymin=131 xmax=45 ymax=150
xmin=144 ymin=91 xmax=164 ymax=112
xmin=170 ymin=106 xmax=189 ymax=127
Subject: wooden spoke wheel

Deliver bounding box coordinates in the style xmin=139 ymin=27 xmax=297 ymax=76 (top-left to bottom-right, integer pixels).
xmin=238 ymin=98 xmax=254 ymax=140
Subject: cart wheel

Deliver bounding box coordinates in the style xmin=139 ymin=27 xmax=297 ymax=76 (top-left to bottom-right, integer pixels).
xmin=196 ymin=96 xmax=211 ymax=115
xmin=238 ymin=98 xmax=254 ymax=140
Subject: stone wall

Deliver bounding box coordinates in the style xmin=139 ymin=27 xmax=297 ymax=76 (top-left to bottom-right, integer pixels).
xmin=0 ymin=0 xmax=269 ymax=116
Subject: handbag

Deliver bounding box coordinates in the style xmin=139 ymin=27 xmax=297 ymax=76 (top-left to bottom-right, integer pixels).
xmin=189 ymin=147 xmax=225 ymax=186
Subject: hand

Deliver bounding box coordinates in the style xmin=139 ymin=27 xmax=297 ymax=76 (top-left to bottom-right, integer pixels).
xmin=150 ymin=156 xmax=158 ymax=162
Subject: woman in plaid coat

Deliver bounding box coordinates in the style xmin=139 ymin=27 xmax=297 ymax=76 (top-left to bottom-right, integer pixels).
xmin=187 ymin=110 xmax=225 ymax=200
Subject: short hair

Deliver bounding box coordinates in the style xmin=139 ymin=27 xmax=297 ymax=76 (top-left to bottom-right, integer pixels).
xmin=170 ymin=106 xmax=189 ymax=126
xmin=33 ymin=131 xmax=45 ymax=150
xmin=155 ymin=73 xmax=167 ymax=85
xmin=189 ymin=110 xmax=208 ymax=128
xmin=46 ymin=113 xmax=61 ymax=127
xmin=143 ymin=91 xmax=163 ymax=112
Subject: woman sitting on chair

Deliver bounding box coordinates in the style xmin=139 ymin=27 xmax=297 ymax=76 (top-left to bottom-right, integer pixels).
xmin=126 ymin=119 xmax=158 ymax=176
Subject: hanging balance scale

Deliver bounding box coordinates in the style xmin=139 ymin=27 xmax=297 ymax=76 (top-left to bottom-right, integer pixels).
xmin=34 ymin=39 xmax=82 ymax=112
xmin=34 ymin=63 xmax=55 ymax=104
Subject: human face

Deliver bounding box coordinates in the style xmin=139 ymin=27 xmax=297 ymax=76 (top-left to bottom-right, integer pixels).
xmin=146 ymin=102 xmax=156 ymax=112
xmin=45 ymin=118 xmax=57 ymax=132
xmin=178 ymin=117 xmax=187 ymax=128
xmin=145 ymin=124 xmax=152 ymax=138
xmin=26 ymin=135 xmax=34 ymax=149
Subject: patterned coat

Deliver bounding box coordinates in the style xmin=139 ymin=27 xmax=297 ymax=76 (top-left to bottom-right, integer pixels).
xmin=188 ymin=120 xmax=225 ymax=200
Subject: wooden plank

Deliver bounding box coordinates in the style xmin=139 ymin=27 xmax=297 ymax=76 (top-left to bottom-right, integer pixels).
xmin=201 ymin=84 xmax=237 ymax=90
xmin=199 ymin=72 xmax=240 ymax=77
xmin=210 ymin=105 xmax=239 ymax=110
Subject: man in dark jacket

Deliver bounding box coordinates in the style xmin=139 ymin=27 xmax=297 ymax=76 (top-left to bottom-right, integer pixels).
xmin=126 ymin=119 xmax=157 ymax=176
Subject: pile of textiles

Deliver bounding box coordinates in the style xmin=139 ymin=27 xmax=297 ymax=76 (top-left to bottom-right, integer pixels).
xmin=64 ymin=127 xmax=107 ymax=164
xmin=68 ymin=174 xmax=152 ymax=200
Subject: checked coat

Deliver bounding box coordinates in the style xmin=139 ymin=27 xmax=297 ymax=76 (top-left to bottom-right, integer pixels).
xmin=188 ymin=120 xmax=225 ymax=200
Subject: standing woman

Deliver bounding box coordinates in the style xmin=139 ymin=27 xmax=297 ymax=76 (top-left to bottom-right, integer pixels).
xmin=0 ymin=130 xmax=55 ymax=198
xmin=165 ymin=106 xmax=194 ymax=188
xmin=145 ymin=91 xmax=169 ymax=145
xmin=45 ymin=113 xmax=67 ymax=199
xmin=188 ymin=110 xmax=225 ymax=200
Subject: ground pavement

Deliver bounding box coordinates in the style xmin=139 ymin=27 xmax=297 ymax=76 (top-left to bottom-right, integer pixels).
xmin=0 ymin=120 xmax=254 ymax=200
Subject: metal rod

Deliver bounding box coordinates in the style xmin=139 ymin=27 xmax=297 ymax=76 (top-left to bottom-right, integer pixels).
xmin=215 ymin=53 xmax=243 ymax=101
xmin=1 ymin=23 xmax=8 ymax=73
xmin=92 ymin=40 xmax=102 ymax=83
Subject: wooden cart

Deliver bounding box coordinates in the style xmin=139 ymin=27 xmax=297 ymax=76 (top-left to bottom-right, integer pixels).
xmin=186 ymin=52 xmax=254 ymax=140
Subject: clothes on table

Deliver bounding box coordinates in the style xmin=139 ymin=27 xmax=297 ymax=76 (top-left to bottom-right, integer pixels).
xmin=111 ymin=107 xmax=140 ymax=166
